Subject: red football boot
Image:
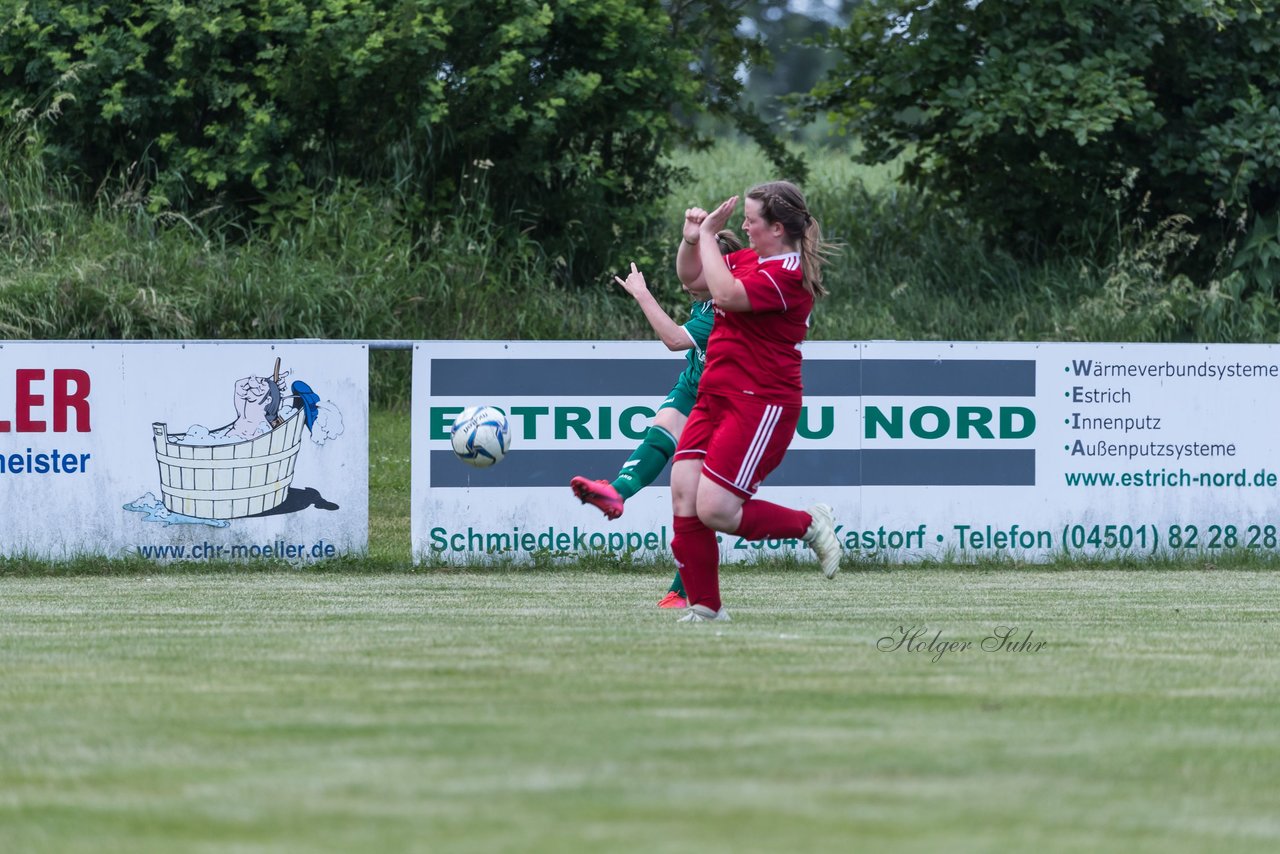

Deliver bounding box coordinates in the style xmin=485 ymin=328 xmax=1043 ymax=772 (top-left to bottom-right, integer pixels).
xmin=656 ymin=591 xmax=688 ymax=610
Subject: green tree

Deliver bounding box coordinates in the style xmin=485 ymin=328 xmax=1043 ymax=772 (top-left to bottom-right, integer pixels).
xmin=807 ymin=0 xmax=1280 ymax=276
xmin=0 ymin=0 xmax=784 ymax=282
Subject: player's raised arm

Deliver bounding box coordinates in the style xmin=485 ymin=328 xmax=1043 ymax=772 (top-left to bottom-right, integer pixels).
xmin=699 ymin=196 xmax=751 ymax=312
xmin=614 ymin=263 xmax=692 ymax=352
xmin=676 ymin=207 xmax=708 ymax=290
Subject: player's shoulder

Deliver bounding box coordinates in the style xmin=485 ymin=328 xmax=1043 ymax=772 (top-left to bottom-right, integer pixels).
xmin=687 ymin=300 xmax=715 ymax=321
xmin=756 ymin=253 xmax=804 ymax=290
xmin=757 ymin=252 xmax=802 ymax=275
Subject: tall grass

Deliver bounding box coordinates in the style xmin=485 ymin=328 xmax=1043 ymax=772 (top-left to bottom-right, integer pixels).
xmin=3 ymin=126 xmax=1275 ymax=407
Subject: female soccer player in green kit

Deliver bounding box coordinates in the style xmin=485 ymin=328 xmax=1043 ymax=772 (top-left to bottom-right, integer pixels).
xmin=570 ymin=228 xmax=742 ymax=609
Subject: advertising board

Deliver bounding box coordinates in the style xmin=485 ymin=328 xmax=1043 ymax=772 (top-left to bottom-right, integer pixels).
xmin=0 ymin=341 xmax=368 ymax=561
xmin=413 ymin=340 xmax=1280 ymax=562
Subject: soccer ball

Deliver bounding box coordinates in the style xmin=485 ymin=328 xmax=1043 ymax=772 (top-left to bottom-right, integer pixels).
xmin=449 ymin=405 xmax=511 ymax=468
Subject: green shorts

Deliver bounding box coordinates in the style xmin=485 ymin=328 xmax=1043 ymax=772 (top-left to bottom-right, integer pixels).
xmin=658 ymin=368 xmax=699 ymax=416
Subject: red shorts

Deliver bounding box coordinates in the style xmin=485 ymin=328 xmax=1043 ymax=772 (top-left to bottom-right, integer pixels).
xmin=674 ymin=392 xmax=800 ymax=498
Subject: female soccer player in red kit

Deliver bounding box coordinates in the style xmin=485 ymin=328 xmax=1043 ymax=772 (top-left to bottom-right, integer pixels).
xmin=670 ymin=180 xmax=842 ymax=622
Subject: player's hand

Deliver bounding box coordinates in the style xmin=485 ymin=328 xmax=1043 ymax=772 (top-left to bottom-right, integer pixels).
xmin=613 ymin=262 xmax=649 ymax=298
xmin=701 ymin=196 xmax=738 ymax=235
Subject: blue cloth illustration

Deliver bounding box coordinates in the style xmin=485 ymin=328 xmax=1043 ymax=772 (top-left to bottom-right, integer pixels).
xmin=291 ymin=381 xmax=321 ymax=431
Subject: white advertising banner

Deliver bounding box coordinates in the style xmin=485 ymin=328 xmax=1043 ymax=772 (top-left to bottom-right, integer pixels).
xmin=413 ymin=340 xmax=1280 ymax=563
xmin=0 ymin=341 xmax=368 ymax=561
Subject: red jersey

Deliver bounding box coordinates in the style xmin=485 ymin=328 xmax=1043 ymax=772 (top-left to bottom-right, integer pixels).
xmin=699 ymin=249 xmax=812 ymax=405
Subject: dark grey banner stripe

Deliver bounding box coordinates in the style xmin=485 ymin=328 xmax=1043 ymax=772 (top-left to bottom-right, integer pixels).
xmin=430 ymin=359 xmax=679 ymax=395
xmin=429 ymin=356 xmax=1035 ymax=396
xmin=800 ymin=359 xmax=861 ymax=395
xmin=862 ymin=359 xmax=1036 ymax=396
xmin=430 ymin=449 xmax=1035 ymax=487
xmin=861 ymin=449 xmax=1036 ymax=486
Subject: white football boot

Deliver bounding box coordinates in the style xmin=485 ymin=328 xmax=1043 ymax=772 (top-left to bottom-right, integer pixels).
xmin=677 ymin=604 xmax=732 ymax=623
xmin=803 ymin=503 xmax=842 ymax=579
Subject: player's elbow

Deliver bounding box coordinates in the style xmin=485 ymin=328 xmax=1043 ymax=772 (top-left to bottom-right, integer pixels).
xmin=661 ymin=335 xmax=688 ymax=352
xmin=714 ymin=293 xmax=753 ymax=313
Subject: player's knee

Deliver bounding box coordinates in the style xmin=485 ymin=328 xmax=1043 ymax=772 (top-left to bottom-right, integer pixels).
xmin=695 ymin=503 xmax=736 ymax=533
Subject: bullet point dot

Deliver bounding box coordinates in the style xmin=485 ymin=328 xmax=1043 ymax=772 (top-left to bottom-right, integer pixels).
xmin=936 ymin=534 xmax=944 ymax=542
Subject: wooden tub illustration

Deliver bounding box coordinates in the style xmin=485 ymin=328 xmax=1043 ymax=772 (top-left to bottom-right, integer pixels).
xmin=151 ymin=407 xmax=307 ymax=520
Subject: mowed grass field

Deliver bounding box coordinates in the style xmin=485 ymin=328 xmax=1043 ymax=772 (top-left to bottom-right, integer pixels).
xmin=3 ymin=410 xmax=1280 ymax=852
xmin=2 ymin=570 xmax=1279 ymax=853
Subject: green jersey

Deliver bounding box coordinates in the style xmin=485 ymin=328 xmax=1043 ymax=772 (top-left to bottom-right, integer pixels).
xmin=682 ymin=299 xmax=715 ymax=384
xmin=659 ymin=300 xmax=715 ymax=416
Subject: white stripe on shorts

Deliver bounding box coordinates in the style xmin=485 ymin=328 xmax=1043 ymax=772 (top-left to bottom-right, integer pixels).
xmin=735 ymin=404 xmax=781 ymax=491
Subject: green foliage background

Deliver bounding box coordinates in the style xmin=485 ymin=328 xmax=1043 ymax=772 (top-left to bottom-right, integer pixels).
xmin=3 ymin=0 xmax=1280 ymax=408
xmin=0 ymin=0 xmax=781 ymax=283
xmin=808 ymin=0 xmax=1280 ymax=285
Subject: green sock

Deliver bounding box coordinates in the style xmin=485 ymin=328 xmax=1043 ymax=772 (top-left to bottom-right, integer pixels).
xmin=611 ymin=425 xmax=677 ymax=500
xmin=669 ymin=569 xmax=686 ymax=597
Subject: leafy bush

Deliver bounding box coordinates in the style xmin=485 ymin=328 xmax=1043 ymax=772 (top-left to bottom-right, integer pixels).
xmin=808 ymin=0 xmax=1280 ymax=275
xmin=0 ymin=0 xmax=775 ymax=283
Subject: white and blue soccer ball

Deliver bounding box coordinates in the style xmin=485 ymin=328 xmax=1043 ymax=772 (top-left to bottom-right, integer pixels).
xmin=449 ymin=405 xmax=511 ymax=468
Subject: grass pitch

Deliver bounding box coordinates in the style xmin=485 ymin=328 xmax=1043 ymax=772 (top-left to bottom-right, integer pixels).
xmin=2 ymin=568 xmax=1278 ymax=853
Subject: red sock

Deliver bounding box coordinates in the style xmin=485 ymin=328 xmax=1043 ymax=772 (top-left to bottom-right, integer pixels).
xmin=735 ymin=499 xmax=811 ymax=540
xmin=671 ymin=515 xmax=720 ymax=611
